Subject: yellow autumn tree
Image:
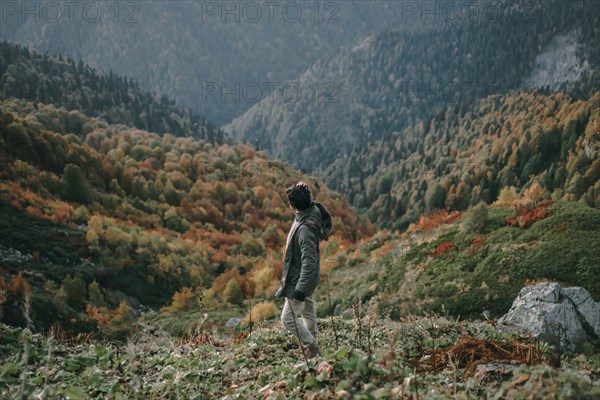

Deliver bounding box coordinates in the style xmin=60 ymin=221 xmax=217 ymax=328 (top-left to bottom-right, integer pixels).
xmin=165 ymin=287 xmax=197 ymax=312
xmin=251 ymin=266 xmax=273 ymax=296
xmin=105 ymin=226 xmax=133 ymax=245
xmin=524 ymin=182 xmax=547 ymax=206
xmin=222 ymin=278 xmax=244 ymax=305
xmin=88 ymin=215 xmax=105 ymax=236
xmin=497 ymin=186 xmax=518 ymax=204
xmin=112 ymin=301 xmax=134 ymax=325
xmin=242 ymin=302 xmax=277 ymax=325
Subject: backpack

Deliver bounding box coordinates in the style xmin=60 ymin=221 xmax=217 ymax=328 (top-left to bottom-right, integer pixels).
xmin=302 ymin=202 xmax=334 ymax=241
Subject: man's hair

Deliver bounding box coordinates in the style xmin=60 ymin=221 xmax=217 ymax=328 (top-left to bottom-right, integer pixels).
xmin=286 ymin=181 xmax=312 ymax=211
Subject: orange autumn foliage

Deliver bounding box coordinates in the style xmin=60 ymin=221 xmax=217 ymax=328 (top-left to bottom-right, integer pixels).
xmin=408 ymin=210 xmax=463 ymax=233
xmin=506 ymin=201 xmax=552 ymax=229
xmin=467 ymin=236 xmax=486 ymax=257
xmin=435 ymin=241 xmax=456 ymax=257
xmin=10 ymin=199 xmax=22 ymax=211
xmin=272 ymin=260 xmax=283 ymax=281
xmin=377 ymin=242 xmax=395 ymax=258
xmin=1 ymin=182 xmax=74 ymax=225
xmin=207 ymin=231 xmax=241 ymax=247
xmin=211 ymin=268 xmax=248 ymax=296
xmin=25 ymin=205 xmax=43 ymax=218
xmin=9 ymin=271 xmax=31 ymax=297
xmin=86 ymin=303 xmax=112 ymax=326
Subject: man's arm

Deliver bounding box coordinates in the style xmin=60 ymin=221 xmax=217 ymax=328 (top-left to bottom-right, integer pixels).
xmin=294 ymin=224 xmax=319 ymax=298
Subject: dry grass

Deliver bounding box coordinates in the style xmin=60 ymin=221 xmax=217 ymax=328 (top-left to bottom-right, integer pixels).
xmin=407 ymin=335 xmax=544 ymax=374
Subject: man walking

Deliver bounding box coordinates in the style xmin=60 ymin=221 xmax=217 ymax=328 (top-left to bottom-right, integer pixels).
xmin=276 ymin=181 xmax=326 ymax=358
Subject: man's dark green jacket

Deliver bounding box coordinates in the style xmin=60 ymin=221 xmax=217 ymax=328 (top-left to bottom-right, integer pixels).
xmin=275 ymin=203 xmax=322 ymax=299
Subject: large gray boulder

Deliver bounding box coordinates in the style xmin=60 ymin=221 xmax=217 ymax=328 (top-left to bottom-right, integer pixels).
xmin=497 ymin=283 xmax=600 ymax=351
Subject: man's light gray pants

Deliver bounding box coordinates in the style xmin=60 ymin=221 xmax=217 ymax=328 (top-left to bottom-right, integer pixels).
xmin=281 ymin=296 xmax=318 ymax=347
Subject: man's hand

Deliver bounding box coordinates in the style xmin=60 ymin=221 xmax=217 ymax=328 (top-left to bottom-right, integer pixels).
xmin=292 ymin=290 xmax=305 ymax=302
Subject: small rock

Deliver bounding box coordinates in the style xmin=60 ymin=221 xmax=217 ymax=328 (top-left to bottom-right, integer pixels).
xmin=333 ymin=303 xmax=342 ymax=315
xmin=225 ymin=317 xmax=241 ymax=328
xmin=474 ymin=363 xmax=518 ymax=381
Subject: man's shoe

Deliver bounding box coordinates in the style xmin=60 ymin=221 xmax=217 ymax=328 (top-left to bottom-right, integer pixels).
xmin=307 ymin=341 xmax=322 ymax=358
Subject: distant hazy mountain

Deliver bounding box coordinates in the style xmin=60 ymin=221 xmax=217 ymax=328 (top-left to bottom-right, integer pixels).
xmin=1 ymin=1 xmax=429 ymax=125
xmin=0 ymin=41 xmax=224 ymax=143
xmin=224 ymin=0 xmax=600 ymax=171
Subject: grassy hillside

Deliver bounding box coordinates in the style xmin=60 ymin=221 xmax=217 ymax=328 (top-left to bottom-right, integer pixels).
xmin=2 ymin=195 xmax=599 ymax=398
xmin=0 ymin=98 xmax=373 ymax=333
xmin=1 ymin=315 xmax=598 ymax=398
xmin=319 ymin=201 xmax=600 ymax=320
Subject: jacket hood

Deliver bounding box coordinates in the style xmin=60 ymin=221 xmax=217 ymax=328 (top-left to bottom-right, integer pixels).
xmin=294 ymin=202 xmax=322 ymax=225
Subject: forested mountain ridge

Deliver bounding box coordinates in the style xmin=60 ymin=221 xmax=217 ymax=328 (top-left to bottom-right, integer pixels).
xmin=0 ymin=41 xmax=224 ymax=144
xmin=0 ymin=1 xmax=424 ymax=125
xmin=0 ymin=98 xmax=374 ymax=332
xmin=225 ymin=0 xmax=600 ymax=171
xmin=332 ymin=90 xmax=600 ymax=229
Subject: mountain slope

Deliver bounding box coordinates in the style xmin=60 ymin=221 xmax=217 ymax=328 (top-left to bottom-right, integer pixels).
xmin=320 ymin=201 xmax=600 ymax=320
xmin=332 ymin=90 xmax=600 ymax=228
xmin=225 ymin=0 xmax=600 ymax=171
xmin=0 ymin=98 xmax=373 ymax=332
xmin=0 ymin=41 xmax=224 ymax=143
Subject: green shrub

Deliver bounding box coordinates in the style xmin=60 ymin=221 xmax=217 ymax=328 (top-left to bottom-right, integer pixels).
xmin=462 ymin=202 xmax=489 ymax=233
xmin=62 ymin=274 xmax=87 ymax=310
xmin=73 ymin=205 xmax=90 ymax=224
xmin=223 ymin=279 xmax=244 ymax=305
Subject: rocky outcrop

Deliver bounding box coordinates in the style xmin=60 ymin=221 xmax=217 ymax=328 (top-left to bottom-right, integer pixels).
xmin=0 ymin=245 xmax=33 ymax=263
xmin=497 ymin=283 xmax=599 ymax=352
